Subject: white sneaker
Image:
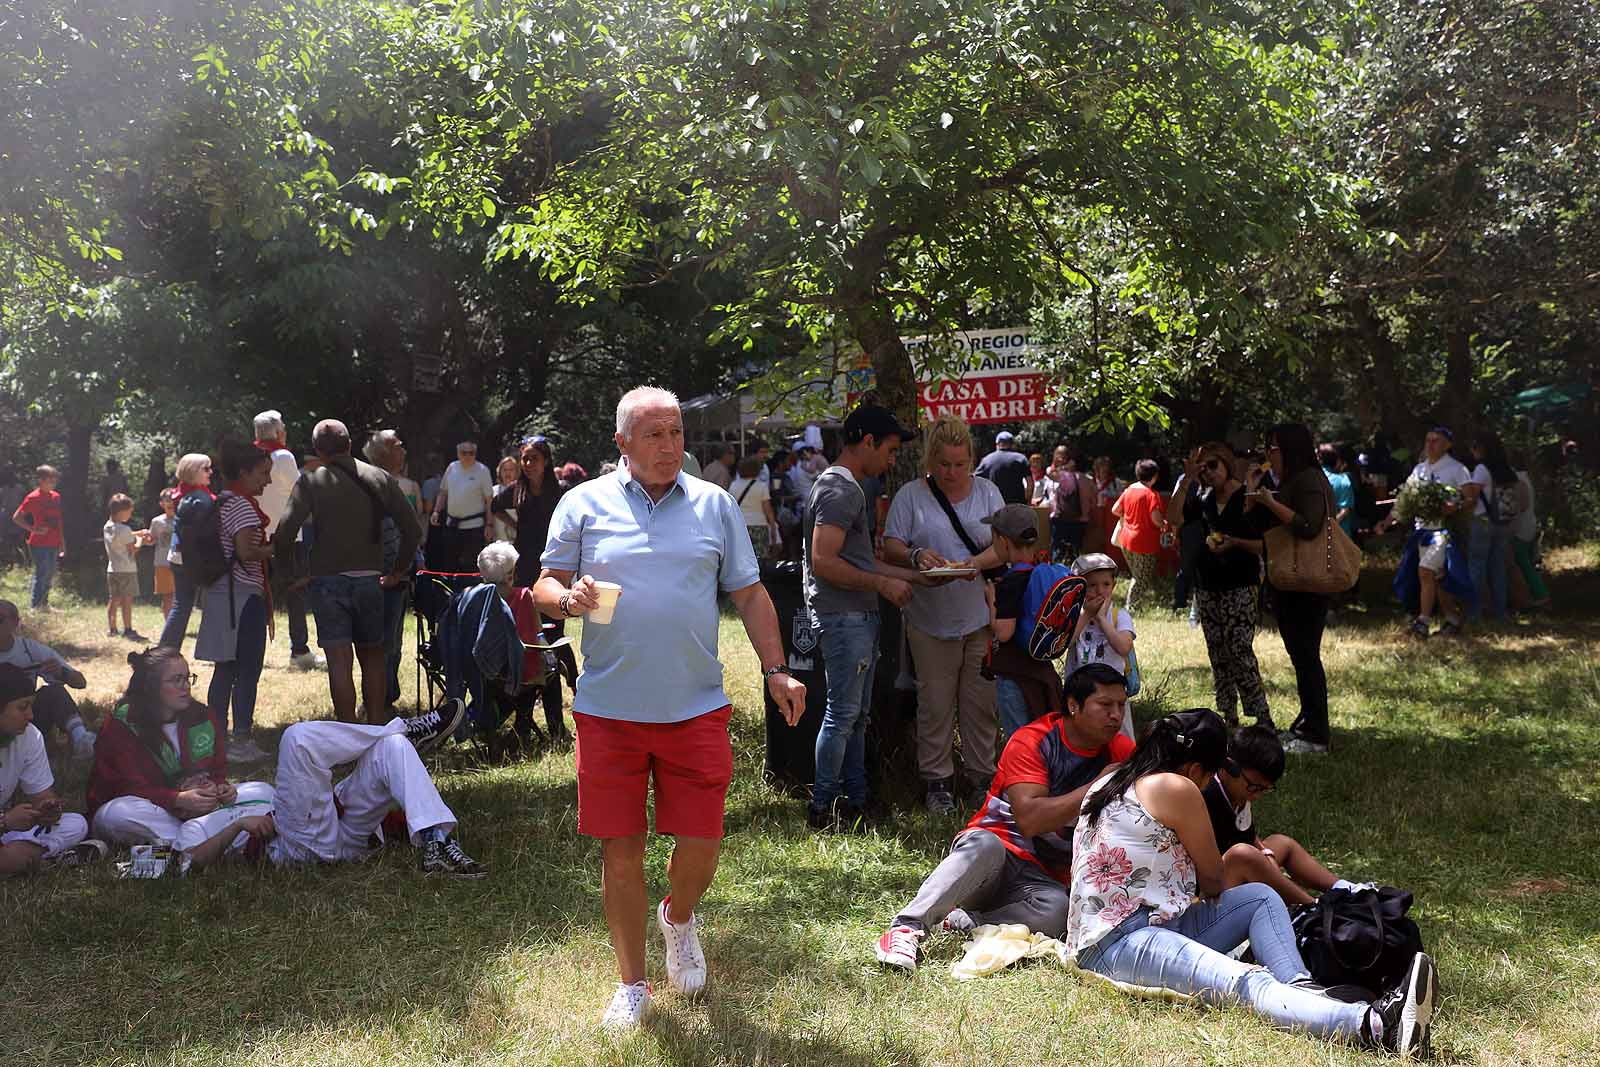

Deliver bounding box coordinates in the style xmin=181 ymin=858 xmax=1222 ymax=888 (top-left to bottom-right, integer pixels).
xmin=71 ymin=729 xmax=97 ymax=761
xmin=227 ymin=737 xmax=268 ymax=763
xmin=600 ymin=980 xmax=651 ymax=1031
xmin=290 ymin=650 xmax=326 ymax=671
xmin=656 ymin=898 xmax=707 ymax=995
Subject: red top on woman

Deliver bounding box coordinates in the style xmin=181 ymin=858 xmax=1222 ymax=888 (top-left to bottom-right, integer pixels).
xmin=1115 ymin=483 xmax=1164 ymax=554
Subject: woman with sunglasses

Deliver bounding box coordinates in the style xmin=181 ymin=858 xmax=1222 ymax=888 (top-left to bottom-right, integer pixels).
xmin=1068 ymin=709 xmax=1438 ymax=1057
xmin=87 ymin=646 xmax=273 ymax=848
xmin=1181 ymin=442 xmax=1272 ymax=731
xmin=489 ymin=436 xmax=575 ymax=741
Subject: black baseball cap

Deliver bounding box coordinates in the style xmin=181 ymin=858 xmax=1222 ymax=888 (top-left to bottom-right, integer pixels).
xmin=842 ymin=404 xmax=915 ymax=445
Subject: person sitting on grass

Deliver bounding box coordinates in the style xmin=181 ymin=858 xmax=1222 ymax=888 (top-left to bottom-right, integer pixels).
xmin=103 ymin=493 xmax=152 ymax=641
xmin=874 ymin=663 xmax=1135 ymax=970
xmin=0 ymin=599 xmax=96 ymax=760
xmin=86 ymin=647 xmax=276 ymax=848
xmin=0 ymin=666 xmax=108 ymax=875
xmin=1205 ymin=726 xmax=1374 ymax=908
xmin=1067 ymin=709 xmax=1438 ymax=1058
xmin=180 ymin=696 xmax=483 ymax=878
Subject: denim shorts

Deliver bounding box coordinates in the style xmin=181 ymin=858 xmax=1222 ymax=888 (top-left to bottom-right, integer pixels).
xmin=309 ymin=574 xmax=385 ymax=647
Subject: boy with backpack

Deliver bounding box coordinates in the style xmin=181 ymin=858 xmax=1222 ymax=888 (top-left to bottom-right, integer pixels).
xmin=1206 ymin=726 xmax=1372 ymax=907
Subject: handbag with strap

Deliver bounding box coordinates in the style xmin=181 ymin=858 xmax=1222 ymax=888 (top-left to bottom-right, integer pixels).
xmin=924 ymin=476 xmax=1007 ymax=581
xmin=1265 ymin=477 xmax=1361 ymax=593
xmin=1290 ymin=885 xmax=1424 ymax=994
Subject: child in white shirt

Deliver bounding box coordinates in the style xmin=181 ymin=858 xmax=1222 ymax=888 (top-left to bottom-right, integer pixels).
xmin=102 ymin=494 xmax=151 ymax=642
xmin=1066 ymin=553 xmax=1137 ymax=738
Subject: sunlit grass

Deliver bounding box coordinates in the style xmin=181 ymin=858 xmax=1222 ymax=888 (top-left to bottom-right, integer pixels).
xmin=3 ymin=547 xmax=1598 ymax=1066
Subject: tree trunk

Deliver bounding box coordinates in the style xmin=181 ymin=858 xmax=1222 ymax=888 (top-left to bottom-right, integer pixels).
xmin=846 ymin=297 xmax=921 ymax=489
xmin=62 ymin=424 xmax=94 ymax=557
xmin=1439 ymin=326 xmax=1476 ymax=433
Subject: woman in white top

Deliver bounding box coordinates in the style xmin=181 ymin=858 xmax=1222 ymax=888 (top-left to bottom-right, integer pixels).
xmin=492 ymin=456 xmax=520 ymax=541
xmin=728 ymin=455 xmax=777 ymax=557
xmin=883 ymin=415 xmax=1002 ymax=814
xmin=1068 ymin=709 xmax=1438 ymax=1057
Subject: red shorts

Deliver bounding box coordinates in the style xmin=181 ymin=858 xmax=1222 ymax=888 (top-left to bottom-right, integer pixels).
xmin=574 ymin=706 xmax=733 ymax=839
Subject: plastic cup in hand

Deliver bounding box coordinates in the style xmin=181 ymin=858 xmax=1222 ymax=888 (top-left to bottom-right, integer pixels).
xmin=589 ymin=581 xmax=622 ymax=624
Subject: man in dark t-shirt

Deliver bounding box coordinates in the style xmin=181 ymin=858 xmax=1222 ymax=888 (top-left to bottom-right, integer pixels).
xmin=1208 ymin=727 xmax=1372 ymax=907
xmin=873 ymin=664 xmax=1134 ymax=970
xmin=974 ymin=431 xmax=1032 ymax=504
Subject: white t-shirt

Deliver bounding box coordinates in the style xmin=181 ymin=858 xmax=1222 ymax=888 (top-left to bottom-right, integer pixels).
xmin=1512 ymin=472 xmax=1537 ymax=541
xmin=884 ymin=476 xmax=1005 ymax=639
xmin=0 ymin=724 xmax=53 ymax=807
xmin=0 ymin=636 xmax=65 ymax=679
xmin=103 ymin=520 xmax=139 ymax=573
xmin=1065 ymin=607 xmax=1137 ymax=676
xmin=1407 ymin=455 xmax=1473 ymax=530
xmin=442 ymin=461 xmax=494 ymax=526
xmin=259 ymin=447 xmax=301 ymax=536
xmin=1468 ymin=463 xmax=1492 ymax=519
xmin=730 ymin=476 xmax=771 ymax=528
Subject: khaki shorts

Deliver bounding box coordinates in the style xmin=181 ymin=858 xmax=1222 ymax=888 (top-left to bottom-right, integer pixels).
xmin=153 ymin=565 xmax=175 ymax=595
xmin=107 ymin=571 xmax=139 ymax=599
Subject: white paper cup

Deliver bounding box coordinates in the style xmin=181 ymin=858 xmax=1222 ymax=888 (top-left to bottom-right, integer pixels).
xmin=588 ymin=581 xmax=622 ymax=624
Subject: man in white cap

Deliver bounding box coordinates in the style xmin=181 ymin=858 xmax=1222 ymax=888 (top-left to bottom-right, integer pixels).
xmin=975 ymin=430 xmax=1032 ymax=505
xmin=252 ymin=409 xmax=321 ymax=670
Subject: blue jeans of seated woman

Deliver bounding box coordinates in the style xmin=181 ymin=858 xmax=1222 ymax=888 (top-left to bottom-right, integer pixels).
xmin=811 ymin=611 xmax=879 ymax=814
xmin=1077 ymin=883 xmax=1367 ymax=1040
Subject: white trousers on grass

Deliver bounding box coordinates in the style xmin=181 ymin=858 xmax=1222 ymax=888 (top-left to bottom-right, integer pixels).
xmin=2 ymin=812 xmax=89 ymax=857
xmin=267 ymin=718 xmax=456 ymax=865
xmin=94 ymin=782 xmax=277 ymax=850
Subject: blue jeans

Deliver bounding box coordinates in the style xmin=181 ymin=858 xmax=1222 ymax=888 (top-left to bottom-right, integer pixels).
xmin=811 ymin=611 xmax=879 ymax=813
xmin=382 ymin=582 xmax=410 ymax=707
xmin=206 ymin=593 xmax=268 ymax=736
xmin=1467 ymin=517 xmax=1492 ymax=621
xmin=159 ymin=563 xmax=202 ymax=649
xmin=1078 ymin=883 xmax=1366 ymax=1040
xmin=1472 ymin=521 xmax=1511 ymax=620
xmin=996 ymin=677 xmax=1033 ymax=741
xmin=30 ymin=546 xmax=58 ymax=608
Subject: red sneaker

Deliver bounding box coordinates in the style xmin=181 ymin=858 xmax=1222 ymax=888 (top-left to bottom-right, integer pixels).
xmin=875 ymin=925 xmax=922 ymax=970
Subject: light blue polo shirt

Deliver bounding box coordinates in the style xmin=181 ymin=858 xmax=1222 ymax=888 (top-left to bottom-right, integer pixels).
xmin=541 ymin=463 xmax=761 ymax=723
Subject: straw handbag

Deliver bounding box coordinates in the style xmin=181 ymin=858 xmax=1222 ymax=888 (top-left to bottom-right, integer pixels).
xmin=1265 ymin=481 xmax=1361 ymax=594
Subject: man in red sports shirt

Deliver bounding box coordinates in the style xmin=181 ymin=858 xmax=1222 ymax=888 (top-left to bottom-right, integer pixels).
xmin=874 ymin=663 xmax=1135 ymax=969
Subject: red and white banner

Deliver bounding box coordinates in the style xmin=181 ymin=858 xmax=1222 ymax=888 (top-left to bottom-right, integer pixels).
xmin=903 ymin=327 xmax=1054 ymax=425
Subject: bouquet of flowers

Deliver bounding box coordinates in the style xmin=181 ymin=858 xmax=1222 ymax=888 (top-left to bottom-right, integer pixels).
xmin=1393 ymin=478 xmax=1460 ymax=524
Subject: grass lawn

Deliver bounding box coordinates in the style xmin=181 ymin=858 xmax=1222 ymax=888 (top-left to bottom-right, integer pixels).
xmin=3 ymin=548 xmax=1598 ymax=1066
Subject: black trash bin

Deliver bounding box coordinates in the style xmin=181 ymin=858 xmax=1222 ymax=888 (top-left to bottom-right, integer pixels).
xmin=761 ymin=560 xmax=827 ymax=794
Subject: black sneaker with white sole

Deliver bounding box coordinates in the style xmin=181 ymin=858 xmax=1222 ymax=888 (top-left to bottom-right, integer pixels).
xmin=404 ymin=698 xmax=466 ymax=754
xmin=420 ymin=836 xmax=487 ymax=879
xmin=1363 ymin=951 xmax=1437 ymax=1058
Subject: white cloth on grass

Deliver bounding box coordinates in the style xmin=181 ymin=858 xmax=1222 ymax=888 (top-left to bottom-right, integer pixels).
xmin=94 ymin=780 xmax=277 ymax=848
xmin=266 ymin=718 xmax=456 ymax=865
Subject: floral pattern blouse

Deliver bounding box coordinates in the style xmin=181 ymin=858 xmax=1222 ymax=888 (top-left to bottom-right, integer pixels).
xmin=1065 ymin=775 xmax=1198 ymax=958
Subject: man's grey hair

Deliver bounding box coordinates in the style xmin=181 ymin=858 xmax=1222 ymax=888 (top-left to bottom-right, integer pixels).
xmin=477 ymin=541 xmax=519 ymax=585
xmin=363 ymin=429 xmax=403 ymax=470
xmin=312 ymin=419 xmax=351 ymax=456
xmin=253 ymin=410 xmax=285 ymax=440
xmin=615 ymin=386 xmax=680 ymax=440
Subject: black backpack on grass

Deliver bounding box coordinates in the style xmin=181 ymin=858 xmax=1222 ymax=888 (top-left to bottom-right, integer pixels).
xmin=1291 ymin=885 xmax=1425 ymax=996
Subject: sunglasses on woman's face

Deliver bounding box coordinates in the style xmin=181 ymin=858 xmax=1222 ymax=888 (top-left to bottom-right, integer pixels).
xmin=1203 ymin=459 xmax=1225 ymax=471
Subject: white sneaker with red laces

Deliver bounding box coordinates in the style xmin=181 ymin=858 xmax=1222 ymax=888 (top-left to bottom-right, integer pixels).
xmin=657 ymin=898 xmax=707 ymax=995
xmin=875 ymin=925 xmax=923 ymax=970
xmin=601 ymin=981 xmax=651 ymax=1031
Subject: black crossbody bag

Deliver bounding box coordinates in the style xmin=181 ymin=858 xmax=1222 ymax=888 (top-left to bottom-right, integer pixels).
xmin=924 ymin=476 xmax=1007 ymax=581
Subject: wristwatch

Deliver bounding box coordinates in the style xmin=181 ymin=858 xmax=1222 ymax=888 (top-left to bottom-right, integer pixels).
xmin=763 ymin=665 xmax=792 ymax=680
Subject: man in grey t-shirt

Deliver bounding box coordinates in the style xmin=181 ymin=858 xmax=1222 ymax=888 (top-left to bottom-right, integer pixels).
xmin=802 ymin=404 xmax=929 ymax=830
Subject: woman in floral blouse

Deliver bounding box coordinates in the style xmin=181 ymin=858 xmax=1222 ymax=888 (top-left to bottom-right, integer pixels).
xmin=1066 ymin=709 xmax=1439 ymax=1058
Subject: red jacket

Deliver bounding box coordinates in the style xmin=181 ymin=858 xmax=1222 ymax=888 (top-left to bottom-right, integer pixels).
xmin=86 ymin=702 xmax=229 ymax=819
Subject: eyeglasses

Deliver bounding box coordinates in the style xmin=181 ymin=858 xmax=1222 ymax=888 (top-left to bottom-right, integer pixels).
xmin=1242 ymin=776 xmax=1275 ymax=797
xmin=162 ymin=673 xmax=197 ymax=688
xmin=1202 ymin=458 xmax=1224 ymax=471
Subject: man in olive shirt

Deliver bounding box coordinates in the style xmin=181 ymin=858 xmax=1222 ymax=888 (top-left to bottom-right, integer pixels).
xmin=277 ymin=420 xmax=423 ymax=723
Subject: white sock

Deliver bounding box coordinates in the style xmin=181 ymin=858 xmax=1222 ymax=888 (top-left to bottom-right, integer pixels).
xmin=1333 ymin=878 xmax=1355 ymax=891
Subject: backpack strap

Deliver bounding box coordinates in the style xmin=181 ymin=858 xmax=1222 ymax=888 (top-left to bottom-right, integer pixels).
xmin=736 ymin=479 xmax=757 ymax=504
xmin=925 ymin=476 xmax=1006 ymax=580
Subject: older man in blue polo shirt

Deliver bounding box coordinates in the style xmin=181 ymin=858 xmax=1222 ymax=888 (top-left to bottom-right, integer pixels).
xmin=534 ymin=385 xmax=806 ymax=1031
